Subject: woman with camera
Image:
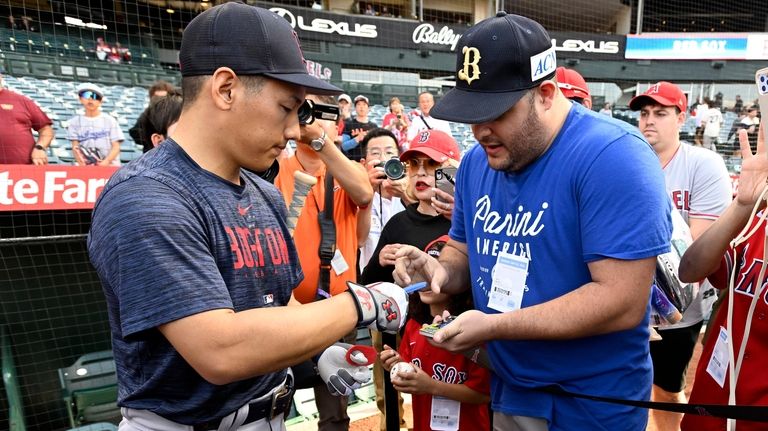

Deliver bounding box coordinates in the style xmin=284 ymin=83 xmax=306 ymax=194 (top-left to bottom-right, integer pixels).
xmin=360 ymin=128 xmax=459 ymax=285
xmin=382 ymin=97 xmax=411 ymax=151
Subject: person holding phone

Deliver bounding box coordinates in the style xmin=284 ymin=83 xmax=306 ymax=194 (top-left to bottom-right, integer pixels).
xmin=361 ymin=129 xmax=460 ymax=284
xmin=361 ymin=128 xmax=460 ymax=430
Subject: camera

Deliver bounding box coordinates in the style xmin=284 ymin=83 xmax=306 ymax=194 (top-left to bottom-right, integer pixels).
xmin=384 ymin=158 xmax=406 ymax=180
xmin=297 ymin=99 xmax=340 ymax=125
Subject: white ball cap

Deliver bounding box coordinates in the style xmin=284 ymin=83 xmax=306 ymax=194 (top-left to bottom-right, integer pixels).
xmin=75 ymin=82 xmax=105 ymax=99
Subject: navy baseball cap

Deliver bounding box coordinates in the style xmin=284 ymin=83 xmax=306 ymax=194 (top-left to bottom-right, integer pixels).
xmin=431 ymin=12 xmax=556 ymax=124
xmin=179 ymin=2 xmax=341 ymax=95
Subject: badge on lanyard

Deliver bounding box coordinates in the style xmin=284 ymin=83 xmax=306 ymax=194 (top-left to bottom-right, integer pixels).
xmin=430 ymin=395 xmax=460 ymax=431
xmin=488 ymin=251 xmax=529 ymax=312
xmin=706 ymin=326 xmax=730 ymax=388
xmin=331 ymin=249 xmax=349 ymax=275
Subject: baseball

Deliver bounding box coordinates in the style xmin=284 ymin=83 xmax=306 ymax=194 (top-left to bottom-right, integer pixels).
xmin=390 ymin=361 xmax=415 ymax=382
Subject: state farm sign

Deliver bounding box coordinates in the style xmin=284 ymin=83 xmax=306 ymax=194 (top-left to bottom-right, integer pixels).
xmin=0 ymin=165 xmax=118 ymax=211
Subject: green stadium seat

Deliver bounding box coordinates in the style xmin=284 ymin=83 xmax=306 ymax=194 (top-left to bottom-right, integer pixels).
xmin=57 ymin=350 xmax=120 ymax=428
xmin=1 ymin=325 xmax=27 ymax=431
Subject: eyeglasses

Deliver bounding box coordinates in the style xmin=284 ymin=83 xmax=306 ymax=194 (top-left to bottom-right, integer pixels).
xmin=366 ymin=149 xmax=399 ymax=159
xmin=406 ymin=158 xmax=441 ymax=171
xmin=78 ymin=91 xmax=102 ymax=101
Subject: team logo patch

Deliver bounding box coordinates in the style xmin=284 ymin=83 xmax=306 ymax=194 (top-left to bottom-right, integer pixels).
xmin=530 ymin=45 xmax=556 ymax=82
xmin=458 ymin=46 xmax=481 ymax=85
xmin=419 ymin=130 xmax=431 ymax=143
xmin=263 ymin=293 xmax=274 ymax=304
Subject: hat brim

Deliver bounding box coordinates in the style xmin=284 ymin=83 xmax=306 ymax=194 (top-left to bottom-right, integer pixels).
xmin=264 ymin=72 xmax=342 ymax=96
xmin=400 ymin=147 xmax=449 ymax=163
xmin=430 ymin=86 xmax=528 ymax=124
xmin=629 ymin=94 xmax=675 ymax=111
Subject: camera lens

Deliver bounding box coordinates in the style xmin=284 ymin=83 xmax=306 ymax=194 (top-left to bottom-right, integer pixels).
xmin=297 ymin=100 xmax=314 ymax=125
xmin=384 ymin=158 xmax=405 ymax=180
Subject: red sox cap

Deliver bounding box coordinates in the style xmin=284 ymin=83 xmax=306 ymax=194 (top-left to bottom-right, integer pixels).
xmin=400 ymin=130 xmax=460 ymax=163
xmin=179 ymin=2 xmax=341 ymax=95
xmin=431 ymin=11 xmax=556 ymax=124
xmin=629 ymin=82 xmax=688 ymax=113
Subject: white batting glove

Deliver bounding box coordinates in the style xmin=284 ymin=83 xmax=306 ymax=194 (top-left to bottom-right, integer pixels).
xmin=346 ymin=281 xmax=408 ymax=333
xmin=317 ymin=343 xmax=376 ymax=396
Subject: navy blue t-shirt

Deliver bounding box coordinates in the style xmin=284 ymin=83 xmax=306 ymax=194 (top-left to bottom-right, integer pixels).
xmin=88 ymin=139 xmax=303 ymax=424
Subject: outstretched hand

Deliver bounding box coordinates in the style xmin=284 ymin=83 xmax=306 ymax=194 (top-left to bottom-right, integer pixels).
xmin=392 ymin=245 xmax=448 ymax=293
xmin=735 ymin=129 xmax=768 ymax=208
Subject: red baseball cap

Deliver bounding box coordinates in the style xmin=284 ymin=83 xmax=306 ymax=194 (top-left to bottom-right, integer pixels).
xmin=400 ymin=130 xmax=460 ymax=163
xmin=629 ymin=82 xmax=687 ymax=113
xmin=556 ymin=67 xmax=591 ymax=102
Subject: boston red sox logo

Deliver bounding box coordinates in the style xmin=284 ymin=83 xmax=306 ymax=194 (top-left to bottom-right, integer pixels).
xmin=419 ymin=130 xmax=430 ymax=143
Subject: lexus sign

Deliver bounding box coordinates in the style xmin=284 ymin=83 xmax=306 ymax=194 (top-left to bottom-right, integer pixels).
xmin=258 ymin=3 xmax=625 ymax=57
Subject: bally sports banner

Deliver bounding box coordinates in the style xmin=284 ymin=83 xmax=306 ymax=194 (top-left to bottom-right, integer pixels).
xmin=0 ymin=165 xmax=118 ymax=211
xmin=253 ymin=2 xmax=625 ymax=58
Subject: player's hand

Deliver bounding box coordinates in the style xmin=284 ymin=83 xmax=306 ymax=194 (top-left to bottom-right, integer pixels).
xmin=317 ymin=343 xmax=375 ymax=396
xmin=347 ymin=281 xmax=408 ymax=333
xmin=429 ymin=309 xmax=491 ymax=353
xmin=393 ymin=245 xmax=447 ymax=293
xmin=379 ymin=344 xmax=400 ymax=372
xmin=391 ymin=363 xmax=434 ymax=396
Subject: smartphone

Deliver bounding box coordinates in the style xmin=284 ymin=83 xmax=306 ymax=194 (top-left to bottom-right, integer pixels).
xmin=434 ymin=166 xmax=457 ymax=202
xmin=756 ymin=68 xmax=768 ymax=146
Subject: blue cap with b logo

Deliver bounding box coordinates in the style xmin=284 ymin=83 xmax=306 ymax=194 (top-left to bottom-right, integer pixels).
xmin=431 ymin=12 xmax=555 ymax=124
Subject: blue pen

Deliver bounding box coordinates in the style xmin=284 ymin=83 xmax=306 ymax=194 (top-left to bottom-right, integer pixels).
xmin=404 ymin=282 xmax=428 ymax=294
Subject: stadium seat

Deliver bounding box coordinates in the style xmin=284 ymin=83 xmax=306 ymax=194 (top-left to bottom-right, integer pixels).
xmin=57 ymin=350 xmax=120 ymax=428
xmin=1 ymin=325 xmax=27 ymax=431
xmin=292 ymin=388 xmax=320 ymax=421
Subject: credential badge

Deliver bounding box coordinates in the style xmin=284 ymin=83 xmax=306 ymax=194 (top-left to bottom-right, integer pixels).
xmin=458 ymin=46 xmax=481 ymax=85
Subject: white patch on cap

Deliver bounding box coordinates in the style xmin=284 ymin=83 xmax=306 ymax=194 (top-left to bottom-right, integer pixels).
xmin=530 ymin=45 xmax=557 ymax=82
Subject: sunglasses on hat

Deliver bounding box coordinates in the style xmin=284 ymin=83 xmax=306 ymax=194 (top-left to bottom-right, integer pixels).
xmin=79 ymin=91 xmax=103 ymax=101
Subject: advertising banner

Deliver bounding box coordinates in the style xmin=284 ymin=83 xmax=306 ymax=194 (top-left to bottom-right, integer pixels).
xmin=0 ymin=165 xmax=118 ymax=211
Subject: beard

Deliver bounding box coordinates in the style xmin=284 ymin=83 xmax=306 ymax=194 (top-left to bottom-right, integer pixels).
xmin=483 ymin=96 xmax=551 ymax=173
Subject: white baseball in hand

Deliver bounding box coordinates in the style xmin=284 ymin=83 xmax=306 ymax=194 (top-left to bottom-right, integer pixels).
xmin=390 ymin=361 xmax=415 ymax=382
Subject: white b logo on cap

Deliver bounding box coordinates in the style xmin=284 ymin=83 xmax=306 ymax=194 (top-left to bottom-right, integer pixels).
xmin=458 ymin=46 xmax=482 ymax=85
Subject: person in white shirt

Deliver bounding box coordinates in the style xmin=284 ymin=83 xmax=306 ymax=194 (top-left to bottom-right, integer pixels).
xmin=702 ymin=104 xmax=724 ymax=152
xmin=693 ymin=99 xmax=709 ymax=146
xmin=358 ymin=128 xmax=410 ymax=272
xmin=68 ymin=83 xmax=124 ymax=166
xmin=599 ymin=102 xmax=613 ymax=117
xmin=406 ymin=92 xmax=453 ymax=145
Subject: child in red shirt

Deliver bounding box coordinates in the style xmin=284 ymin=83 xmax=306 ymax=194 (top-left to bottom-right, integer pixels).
xmin=380 ymin=287 xmax=490 ymax=431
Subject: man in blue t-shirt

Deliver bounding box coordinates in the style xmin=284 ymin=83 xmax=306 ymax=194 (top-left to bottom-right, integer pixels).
xmin=393 ymin=12 xmax=671 ymax=431
xmin=87 ymin=4 xmax=407 ymax=431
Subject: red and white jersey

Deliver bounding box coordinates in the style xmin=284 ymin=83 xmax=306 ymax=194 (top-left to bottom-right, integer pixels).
xmin=682 ymin=215 xmax=768 ymax=431
xmin=399 ymin=319 xmax=491 ymax=431
xmin=663 ymin=142 xmax=732 ymax=328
